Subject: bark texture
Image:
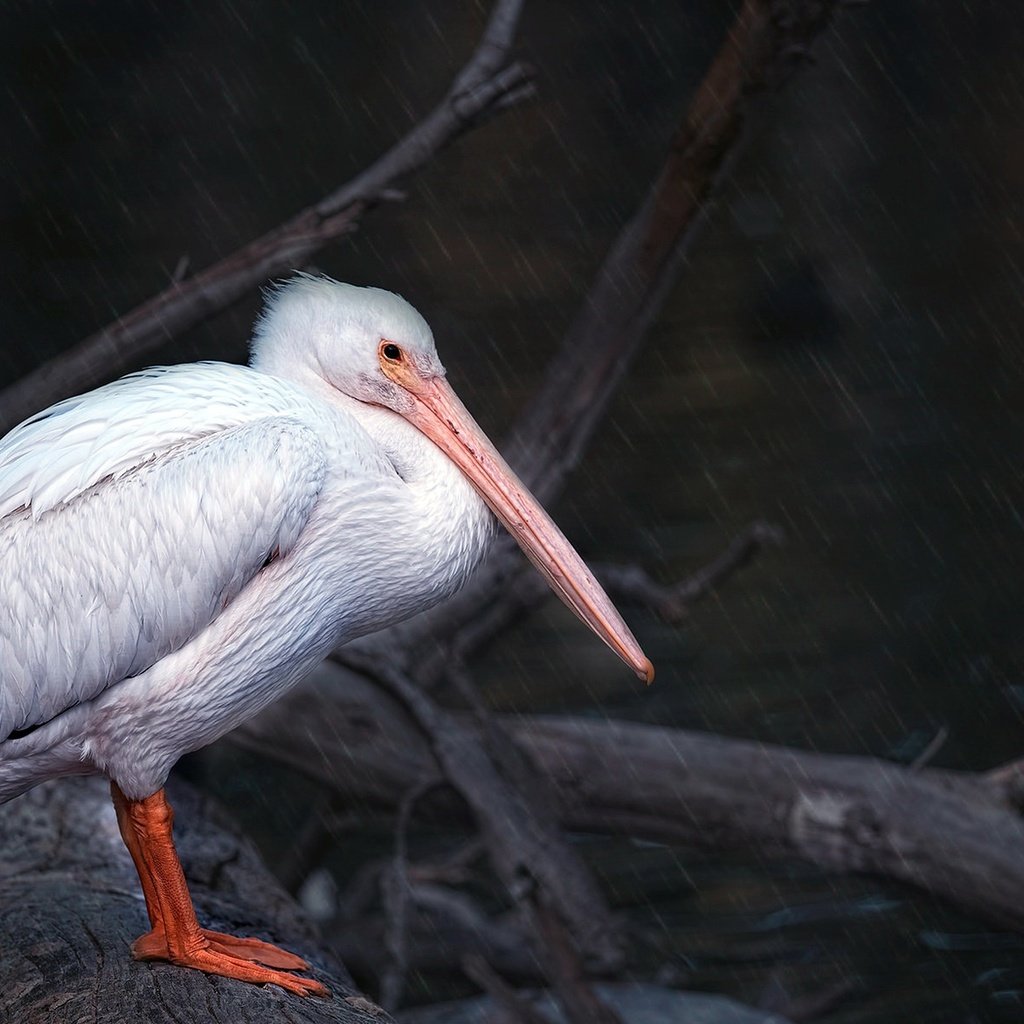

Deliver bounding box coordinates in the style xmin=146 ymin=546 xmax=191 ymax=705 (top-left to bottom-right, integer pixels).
xmin=0 ymin=776 xmax=393 ymax=1024
xmin=236 ymin=664 xmax=1024 ymax=933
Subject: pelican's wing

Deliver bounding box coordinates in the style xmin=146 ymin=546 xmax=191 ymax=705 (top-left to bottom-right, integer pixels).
xmin=0 ymin=362 xmax=327 ymax=521
xmin=0 ymin=364 xmax=333 ymax=738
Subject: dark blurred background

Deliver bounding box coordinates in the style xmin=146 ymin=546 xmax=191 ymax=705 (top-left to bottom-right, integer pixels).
xmin=2 ymin=2 xmax=1023 ymax=1021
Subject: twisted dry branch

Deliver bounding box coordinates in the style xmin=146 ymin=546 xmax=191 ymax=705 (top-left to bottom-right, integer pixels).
xmin=0 ymin=0 xmax=533 ymax=434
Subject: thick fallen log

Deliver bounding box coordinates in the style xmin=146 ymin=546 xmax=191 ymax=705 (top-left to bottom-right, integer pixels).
xmin=234 ymin=663 xmax=1024 ymax=933
xmin=0 ymin=775 xmax=393 ymax=1024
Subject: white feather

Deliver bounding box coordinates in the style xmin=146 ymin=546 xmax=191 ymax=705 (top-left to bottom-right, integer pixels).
xmin=0 ymin=366 xmax=335 ymax=736
xmin=0 ymin=277 xmax=494 ymax=801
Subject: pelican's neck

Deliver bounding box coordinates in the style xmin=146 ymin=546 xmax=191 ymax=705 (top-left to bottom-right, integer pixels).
xmin=251 ymin=362 xmax=421 ymax=480
xmin=311 ymin=375 xmax=496 ymax=604
xmin=346 ymin=396 xmax=450 ymax=486
xmin=250 ymin=354 xmax=494 ymax=625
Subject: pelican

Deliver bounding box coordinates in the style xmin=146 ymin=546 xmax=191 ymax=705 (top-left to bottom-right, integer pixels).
xmin=0 ymin=275 xmax=652 ymax=996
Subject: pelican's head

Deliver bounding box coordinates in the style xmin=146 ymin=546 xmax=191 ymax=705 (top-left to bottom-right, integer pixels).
xmin=251 ymin=274 xmax=654 ymax=685
xmin=251 ymin=274 xmax=445 ymax=415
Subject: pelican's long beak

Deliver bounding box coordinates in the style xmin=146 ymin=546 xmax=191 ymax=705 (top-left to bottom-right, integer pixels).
xmin=402 ymin=373 xmax=654 ymax=684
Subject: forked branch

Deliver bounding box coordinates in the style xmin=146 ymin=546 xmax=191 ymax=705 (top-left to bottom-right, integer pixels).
xmin=376 ymin=0 xmax=841 ymax=665
xmin=0 ymin=0 xmax=532 ymax=433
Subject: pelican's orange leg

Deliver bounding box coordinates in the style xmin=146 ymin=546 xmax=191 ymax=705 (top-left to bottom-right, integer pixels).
xmin=110 ymin=783 xmax=329 ymax=997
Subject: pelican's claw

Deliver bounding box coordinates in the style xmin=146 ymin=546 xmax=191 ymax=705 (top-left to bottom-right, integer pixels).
xmin=132 ymin=926 xmax=311 ymax=972
xmin=137 ymin=937 xmax=329 ymax=997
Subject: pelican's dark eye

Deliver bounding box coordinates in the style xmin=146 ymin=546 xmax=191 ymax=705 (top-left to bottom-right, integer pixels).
xmin=382 ymin=342 xmax=403 ymax=362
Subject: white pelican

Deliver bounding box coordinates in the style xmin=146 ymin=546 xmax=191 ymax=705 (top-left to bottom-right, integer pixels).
xmin=0 ymin=275 xmax=652 ymax=996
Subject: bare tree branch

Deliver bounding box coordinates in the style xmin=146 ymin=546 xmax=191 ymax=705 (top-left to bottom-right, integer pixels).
xmin=0 ymin=0 xmax=532 ymax=433
xmin=442 ymin=661 xmax=625 ymax=1023
xmin=235 ymin=664 xmax=1024 ymax=934
xmin=370 ymin=0 xmax=841 ymax=668
xmin=379 ymin=780 xmax=444 ymax=1011
xmin=594 ymin=520 xmax=785 ymax=621
xmin=462 ymin=953 xmax=556 ymax=1024
xmin=529 ymin=899 xmax=623 ymax=1024
xmin=986 ymin=757 xmax=1024 ymax=811
xmin=504 ymin=0 xmax=838 ymax=500
xmin=330 ymin=652 xmax=624 ymax=974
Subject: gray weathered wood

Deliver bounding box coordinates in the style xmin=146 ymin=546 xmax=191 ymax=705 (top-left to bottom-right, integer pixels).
xmin=235 ymin=663 xmax=1024 ymax=933
xmin=0 ymin=775 xmax=394 ymax=1024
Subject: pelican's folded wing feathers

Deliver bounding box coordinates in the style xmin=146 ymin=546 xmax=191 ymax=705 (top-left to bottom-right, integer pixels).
xmin=0 ymin=364 xmax=331 ymax=739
